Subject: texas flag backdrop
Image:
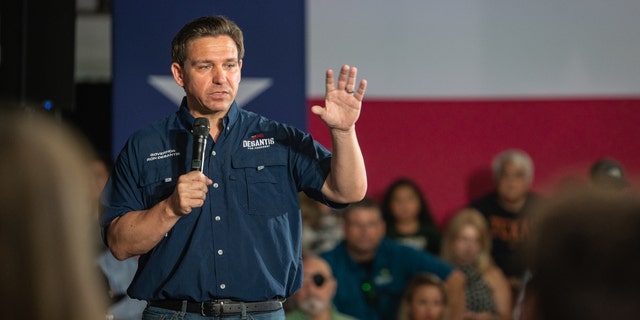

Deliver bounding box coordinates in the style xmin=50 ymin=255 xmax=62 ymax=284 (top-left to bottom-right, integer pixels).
xmin=113 ymin=0 xmax=640 ymax=225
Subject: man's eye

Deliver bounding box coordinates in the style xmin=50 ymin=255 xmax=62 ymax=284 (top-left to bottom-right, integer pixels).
xmin=198 ymin=65 xmax=211 ymax=70
xmin=225 ymin=63 xmax=236 ymax=69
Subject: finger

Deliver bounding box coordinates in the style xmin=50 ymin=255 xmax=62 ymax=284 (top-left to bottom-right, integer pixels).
xmin=325 ymin=69 xmax=335 ymax=93
xmin=353 ymin=79 xmax=368 ymax=100
xmin=346 ymin=66 xmax=358 ymax=93
xmin=310 ymin=104 xmax=325 ymax=116
xmin=337 ymin=65 xmax=349 ymax=91
xmin=191 ymin=172 xmax=213 ymax=186
xmin=185 ymin=170 xmax=206 ymax=181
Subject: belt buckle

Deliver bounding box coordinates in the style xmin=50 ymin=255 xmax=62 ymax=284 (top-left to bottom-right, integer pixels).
xmin=200 ymin=300 xmax=224 ymax=317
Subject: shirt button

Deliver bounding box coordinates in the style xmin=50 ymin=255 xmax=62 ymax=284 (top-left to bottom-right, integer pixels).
xmin=211 ymin=150 xmax=216 ymax=156
xmin=215 ymin=216 xmax=221 ymax=221
xmin=220 ymin=284 xmax=226 ymax=289
xmin=213 ymin=182 xmax=219 ymax=188
xmin=217 ymin=249 xmax=224 ymax=255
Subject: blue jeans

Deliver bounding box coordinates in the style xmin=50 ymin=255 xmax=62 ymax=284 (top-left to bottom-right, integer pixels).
xmin=142 ymin=305 xmax=285 ymax=320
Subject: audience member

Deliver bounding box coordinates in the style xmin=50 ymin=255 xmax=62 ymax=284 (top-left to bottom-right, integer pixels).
xmin=0 ymin=108 xmax=107 ymax=319
xmin=300 ymin=193 xmax=345 ymax=254
xmin=441 ymin=210 xmax=512 ymax=320
xmin=589 ymin=157 xmax=630 ymax=191
xmin=90 ymin=152 xmax=146 ymax=320
xmin=465 ymin=149 xmax=540 ymax=297
xmin=381 ymin=177 xmax=442 ymax=255
xmin=286 ymin=254 xmax=357 ymax=320
xmin=522 ymin=187 xmax=640 ymax=320
xmin=321 ymin=198 xmax=466 ymax=320
xmin=397 ymin=273 xmax=448 ymax=320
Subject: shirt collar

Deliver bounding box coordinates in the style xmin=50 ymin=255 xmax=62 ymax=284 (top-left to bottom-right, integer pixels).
xmin=223 ymin=101 xmax=240 ymax=131
xmin=177 ymin=97 xmax=240 ymax=132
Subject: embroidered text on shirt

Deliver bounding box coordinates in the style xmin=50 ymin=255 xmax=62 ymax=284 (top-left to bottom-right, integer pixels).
xmin=146 ymin=149 xmax=180 ymax=162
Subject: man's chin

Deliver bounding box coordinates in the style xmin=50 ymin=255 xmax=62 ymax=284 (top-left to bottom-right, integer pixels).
xmin=205 ymin=102 xmax=232 ymax=112
xmin=347 ymin=242 xmax=379 ymax=255
xmin=298 ymin=296 xmax=328 ymax=315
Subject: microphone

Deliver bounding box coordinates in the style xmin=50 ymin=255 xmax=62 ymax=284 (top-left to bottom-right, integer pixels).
xmin=190 ymin=117 xmax=210 ymax=172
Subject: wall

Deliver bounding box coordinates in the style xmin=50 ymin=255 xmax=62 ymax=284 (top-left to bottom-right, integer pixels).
xmin=308 ymin=98 xmax=640 ymax=226
xmin=306 ymin=0 xmax=640 ymax=226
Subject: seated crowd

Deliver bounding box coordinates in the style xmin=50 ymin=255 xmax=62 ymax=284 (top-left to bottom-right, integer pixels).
xmin=291 ymin=149 xmax=635 ymax=320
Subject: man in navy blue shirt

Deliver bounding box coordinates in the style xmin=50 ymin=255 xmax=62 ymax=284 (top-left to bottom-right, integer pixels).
xmin=321 ymin=198 xmax=466 ymax=320
xmin=100 ymin=16 xmax=367 ymax=320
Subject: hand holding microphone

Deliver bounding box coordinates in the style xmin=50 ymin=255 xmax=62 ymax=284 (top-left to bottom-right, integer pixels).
xmin=167 ymin=171 xmax=212 ymax=216
xmin=166 ymin=117 xmax=213 ymax=217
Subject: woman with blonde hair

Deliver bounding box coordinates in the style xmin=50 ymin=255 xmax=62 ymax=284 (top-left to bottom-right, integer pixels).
xmin=441 ymin=209 xmax=512 ymax=320
xmin=0 ymin=108 xmax=107 ymax=319
xmin=397 ymin=273 xmax=448 ymax=320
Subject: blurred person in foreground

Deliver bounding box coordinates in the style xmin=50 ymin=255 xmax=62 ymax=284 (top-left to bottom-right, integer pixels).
xmin=100 ymin=15 xmax=367 ymax=319
xmin=0 ymin=107 xmax=107 ymax=319
xmin=521 ymin=186 xmax=640 ymax=320
xmin=286 ymin=254 xmax=356 ymax=320
xmin=321 ymin=198 xmax=466 ymax=320
xmin=90 ymin=152 xmax=146 ymax=320
xmin=397 ymin=273 xmax=448 ymax=320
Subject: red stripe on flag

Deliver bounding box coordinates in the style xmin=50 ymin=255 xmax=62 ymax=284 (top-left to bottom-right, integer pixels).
xmin=308 ymin=98 xmax=640 ymax=226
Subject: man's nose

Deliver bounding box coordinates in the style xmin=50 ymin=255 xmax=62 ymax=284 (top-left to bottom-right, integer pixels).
xmin=212 ymin=66 xmax=225 ymax=83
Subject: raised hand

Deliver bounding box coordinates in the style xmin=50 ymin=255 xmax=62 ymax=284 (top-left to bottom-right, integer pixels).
xmin=311 ymin=65 xmax=367 ymax=132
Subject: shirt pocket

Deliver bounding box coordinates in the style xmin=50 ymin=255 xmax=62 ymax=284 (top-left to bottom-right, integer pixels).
xmin=231 ymin=151 xmax=288 ymax=216
xmin=139 ymin=163 xmax=177 ymax=208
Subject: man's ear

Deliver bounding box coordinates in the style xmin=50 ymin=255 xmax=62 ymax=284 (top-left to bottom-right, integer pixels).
xmin=171 ymin=62 xmax=184 ymax=87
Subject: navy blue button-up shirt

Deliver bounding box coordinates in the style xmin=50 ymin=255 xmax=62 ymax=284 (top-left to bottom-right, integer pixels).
xmin=100 ymin=101 xmax=341 ymax=302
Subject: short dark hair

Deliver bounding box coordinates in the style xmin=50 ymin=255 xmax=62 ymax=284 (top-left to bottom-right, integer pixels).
xmin=341 ymin=197 xmax=381 ymax=222
xmin=589 ymin=157 xmax=629 ymax=189
xmin=171 ymin=15 xmax=245 ymax=66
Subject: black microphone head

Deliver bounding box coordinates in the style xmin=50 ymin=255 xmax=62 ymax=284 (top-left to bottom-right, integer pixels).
xmin=191 ymin=117 xmax=210 ymax=172
xmin=193 ymin=117 xmax=210 ymax=136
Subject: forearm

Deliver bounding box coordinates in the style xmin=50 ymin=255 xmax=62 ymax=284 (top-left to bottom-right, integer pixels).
xmin=107 ymin=199 xmax=181 ymax=260
xmin=490 ymin=271 xmax=513 ymax=320
xmin=445 ymin=270 xmax=467 ymax=320
xmin=322 ymin=127 xmax=367 ymax=203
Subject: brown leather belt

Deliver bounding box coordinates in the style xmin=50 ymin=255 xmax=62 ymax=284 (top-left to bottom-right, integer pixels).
xmin=148 ymin=299 xmax=283 ymax=317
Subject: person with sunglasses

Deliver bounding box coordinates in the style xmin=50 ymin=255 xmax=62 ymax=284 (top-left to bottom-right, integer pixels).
xmin=286 ymin=254 xmax=357 ymax=320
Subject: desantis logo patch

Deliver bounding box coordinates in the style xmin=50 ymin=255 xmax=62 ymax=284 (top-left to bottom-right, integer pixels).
xmin=242 ymin=132 xmax=275 ymax=150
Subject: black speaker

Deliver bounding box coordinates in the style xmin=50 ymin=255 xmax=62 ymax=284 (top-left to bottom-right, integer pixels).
xmin=0 ymin=0 xmax=76 ymax=112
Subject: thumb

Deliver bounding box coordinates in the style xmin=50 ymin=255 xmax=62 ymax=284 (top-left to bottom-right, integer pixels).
xmin=310 ymin=105 xmax=325 ymax=116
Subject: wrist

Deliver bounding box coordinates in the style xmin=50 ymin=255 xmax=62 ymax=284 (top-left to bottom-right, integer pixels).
xmin=330 ymin=125 xmax=356 ymax=135
xmin=160 ymin=198 xmax=184 ymax=220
